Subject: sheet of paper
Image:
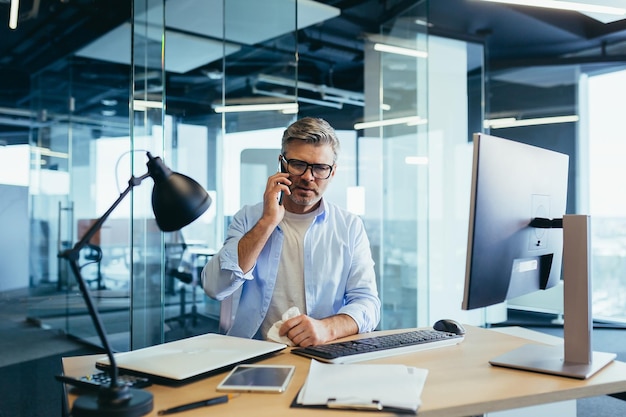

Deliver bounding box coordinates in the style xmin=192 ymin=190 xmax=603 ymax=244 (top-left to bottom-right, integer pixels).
xmin=297 ymin=360 xmax=427 ymax=412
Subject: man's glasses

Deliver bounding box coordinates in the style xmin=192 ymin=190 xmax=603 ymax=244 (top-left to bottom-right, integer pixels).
xmin=280 ymin=155 xmax=334 ymax=179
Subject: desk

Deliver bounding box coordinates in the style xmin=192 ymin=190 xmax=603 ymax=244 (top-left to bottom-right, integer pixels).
xmin=62 ymin=326 xmax=626 ymax=417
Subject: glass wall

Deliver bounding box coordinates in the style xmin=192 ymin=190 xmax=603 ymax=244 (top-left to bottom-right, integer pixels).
xmin=582 ymin=66 xmax=626 ymax=324
xmin=486 ymin=61 xmax=626 ymax=325
xmin=358 ymin=4 xmax=487 ymax=329
xmin=25 ymin=0 xmax=166 ymax=350
xmin=17 ymin=0 xmax=626 ymax=356
xmin=360 ymin=3 xmax=430 ymax=329
xmin=24 ymin=0 xmax=495 ymax=349
xmin=28 ymin=51 xmax=134 ymax=350
xmin=25 ymin=0 xmax=303 ymax=349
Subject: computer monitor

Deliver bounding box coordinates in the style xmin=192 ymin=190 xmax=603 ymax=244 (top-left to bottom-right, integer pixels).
xmin=462 ymin=133 xmax=567 ymax=310
xmin=462 ymin=133 xmax=615 ymax=379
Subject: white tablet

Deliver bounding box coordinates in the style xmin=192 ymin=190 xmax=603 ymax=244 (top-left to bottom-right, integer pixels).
xmin=216 ymin=364 xmax=295 ymax=393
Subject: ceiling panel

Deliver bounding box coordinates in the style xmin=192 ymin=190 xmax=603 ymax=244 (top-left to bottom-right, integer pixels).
xmin=76 ymin=0 xmax=339 ymax=74
xmin=76 ymin=23 xmax=241 ymax=74
xmin=3 ymin=0 xmax=626 ymax=143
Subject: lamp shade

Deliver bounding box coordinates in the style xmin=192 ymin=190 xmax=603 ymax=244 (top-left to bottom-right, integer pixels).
xmin=146 ymin=152 xmax=211 ymax=232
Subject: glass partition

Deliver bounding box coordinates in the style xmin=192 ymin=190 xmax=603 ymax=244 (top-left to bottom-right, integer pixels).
xmin=361 ymin=2 xmax=430 ymax=329
xmin=486 ymin=64 xmax=580 ymax=323
xmin=129 ymin=0 xmax=167 ymax=349
xmin=584 ymin=66 xmax=626 ymax=324
xmin=489 ymin=62 xmax=626 ymax=325
xmin=21 ymin=0 xmax=626 ymax=353
xmin=25 ymin=0 xmax=305 ymax=349
xmin=23 ymin=0 xmax=494 ymax=347
xmin=27 ymin=51 xmax=134 ymax=350
xmin=25 ymin=0 xmax=162 ymax=351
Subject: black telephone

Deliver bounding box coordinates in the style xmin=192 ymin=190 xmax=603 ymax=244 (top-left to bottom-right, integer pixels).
xmin=278 ymin=158 xmax=288 ymax=205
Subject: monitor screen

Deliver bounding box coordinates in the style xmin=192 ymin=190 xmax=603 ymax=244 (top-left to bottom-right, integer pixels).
xmin=461 ymin=133 xmax=616 ymax=379
xmin=462 ymin=133 xmax=569 ymax=311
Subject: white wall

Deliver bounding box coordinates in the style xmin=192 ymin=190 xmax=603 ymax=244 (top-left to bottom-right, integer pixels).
xmin=427 ymin=36 xmax=503 ymax=326
xmin=0 ymin=185 xmax=29 ymax=291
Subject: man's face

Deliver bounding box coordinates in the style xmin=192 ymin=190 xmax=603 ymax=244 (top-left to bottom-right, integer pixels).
xmin=281 ymin=141 xmax=336 ymax=214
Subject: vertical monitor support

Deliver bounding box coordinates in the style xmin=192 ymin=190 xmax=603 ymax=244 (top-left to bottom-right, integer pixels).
xmin=489 ymin=215 xmax=616 ymax=379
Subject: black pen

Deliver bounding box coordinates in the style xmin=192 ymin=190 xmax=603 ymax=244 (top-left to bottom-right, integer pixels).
xmin=157 ymin=393 xmax=237 ymax=415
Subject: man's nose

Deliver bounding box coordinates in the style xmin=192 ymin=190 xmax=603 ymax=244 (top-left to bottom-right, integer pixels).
xmin=301 ymin=165 xmax=316 ymax=180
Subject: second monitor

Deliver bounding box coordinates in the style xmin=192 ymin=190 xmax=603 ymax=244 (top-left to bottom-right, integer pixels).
xmin=463 ymin=132 xmax=568 ymax=310
xmin=462 ymin=132 xmax=615 ymax=379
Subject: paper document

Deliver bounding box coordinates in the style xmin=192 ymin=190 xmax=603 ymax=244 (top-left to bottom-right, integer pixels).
xmin=296 ymin=360 xmax=427 ymax=413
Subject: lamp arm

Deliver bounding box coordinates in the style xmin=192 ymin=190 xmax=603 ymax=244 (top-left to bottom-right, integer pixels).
xmin=66 ymin=257 xmax=124 ymax=388
xmin=58 ymin=171 xmax=151 ymax=395
xmin=72 ymin=173 xmax=150 ymax=251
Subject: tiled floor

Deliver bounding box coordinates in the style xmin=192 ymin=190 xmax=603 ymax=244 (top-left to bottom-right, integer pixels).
xmin=0 ymin=287 xmax=87 ymax=368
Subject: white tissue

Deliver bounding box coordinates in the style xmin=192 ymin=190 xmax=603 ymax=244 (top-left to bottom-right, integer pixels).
xmin=267 ymin=306 xmax=301 ymax=346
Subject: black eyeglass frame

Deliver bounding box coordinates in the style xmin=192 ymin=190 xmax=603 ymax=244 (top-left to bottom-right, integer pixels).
xmin=280 ymin=155 xmax=334 ymax=180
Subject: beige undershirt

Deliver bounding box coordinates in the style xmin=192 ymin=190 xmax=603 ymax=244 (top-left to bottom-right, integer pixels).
xmin=260 ymin=209 xmax=317 ymax=339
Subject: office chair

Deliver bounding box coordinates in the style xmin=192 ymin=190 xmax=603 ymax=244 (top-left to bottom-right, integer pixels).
xmin=164 ymin=232 xmax=216 ymax=335
xmin=81 ymin=243 xmax=106 ymax=290
xmin=163 ymin=235 xmax=188 ymax=296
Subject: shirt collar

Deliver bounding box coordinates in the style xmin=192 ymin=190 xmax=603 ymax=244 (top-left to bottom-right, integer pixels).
xmin=315 ymin=198 xmax=328 ymax=222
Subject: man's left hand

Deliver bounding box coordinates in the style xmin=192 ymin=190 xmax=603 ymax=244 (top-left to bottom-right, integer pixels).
xmin=278 ymin=313 xmax=358 ymax=347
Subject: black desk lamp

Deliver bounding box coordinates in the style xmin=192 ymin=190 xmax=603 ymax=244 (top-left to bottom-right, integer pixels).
xmin=58 ymin=152 xmax=211 ymax=417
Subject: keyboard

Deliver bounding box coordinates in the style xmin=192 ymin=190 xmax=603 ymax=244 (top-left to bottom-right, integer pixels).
xmin=291 ymin=329 xmax=464 ymax=363
xmin=55 ymin=372 xmax=152 ymax=391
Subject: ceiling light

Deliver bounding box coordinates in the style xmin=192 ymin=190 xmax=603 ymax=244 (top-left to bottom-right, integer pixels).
xmin=407 ymin=118 xmax=429 ymax=126
xmin=485 ymin=115 xmax=579 ymax=129
xmin=475 ymin=0 xmax=626 ymax=16
xmin=281 ymin=107 xmax=299 ymax=115
xmin=405 ymin=156 xmax=429 ymax=165
xmin=368 ymin=34 xmax=428 ymax=58
xmin=133 ymin=100 xmax=164 ymax=111
xmin=374 ymin=43 xmax=428 ymax=58
xmin=414 ymin=19 xmax=433 ymax=27
xmin=202 ymin=69 xmax=223 ymax=80
xmin=9 ymin=0 xmax=19 ymax=29
xmin=213 ymin=103 xmax=298 ymax=113
xmin=354 ymin=116 xmax=427 ymax=130
xmin=32 ymin=146 xmax=69 ymax=159
xmin=484 ymin=117 xmax=516 ymax=128
xmin=255 ymin=73 xmax=364 ymax=107
xmin=252 ymin=86 xmax=344 ymax=109
xmin=101 ymin=99 xmax=118 ymax=106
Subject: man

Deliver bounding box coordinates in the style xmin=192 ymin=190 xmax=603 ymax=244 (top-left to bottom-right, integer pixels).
xmin=202 ymin=117 xmax=380 ymax=347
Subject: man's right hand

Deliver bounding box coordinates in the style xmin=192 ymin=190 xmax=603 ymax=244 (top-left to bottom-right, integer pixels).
xmin=263 ymin=172 xmax=291 ymax=226
xmin=237 ymin=172 xmax=291 ymax=274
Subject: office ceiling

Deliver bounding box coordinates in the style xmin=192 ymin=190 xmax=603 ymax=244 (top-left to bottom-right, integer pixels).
xmin=1 ymin=0 xmax=626 ymax=145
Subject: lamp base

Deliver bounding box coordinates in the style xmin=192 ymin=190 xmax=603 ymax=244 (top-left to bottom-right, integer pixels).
xmin=72 ymin=388 xmax=153 ymax=417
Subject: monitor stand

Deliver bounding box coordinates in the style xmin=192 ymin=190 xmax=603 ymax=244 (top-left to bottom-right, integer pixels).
xmin=489 ymin=215 xmax=616 ymax=379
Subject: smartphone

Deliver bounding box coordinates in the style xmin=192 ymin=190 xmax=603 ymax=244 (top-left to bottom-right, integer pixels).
xmin=278 ymin=159 xmax=288 ymax=205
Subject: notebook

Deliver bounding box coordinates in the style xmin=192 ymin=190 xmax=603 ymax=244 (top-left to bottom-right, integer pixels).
xmin=95 ymin=333 xmax=287 ymax=385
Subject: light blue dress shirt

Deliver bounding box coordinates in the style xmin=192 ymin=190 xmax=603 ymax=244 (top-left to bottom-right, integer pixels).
xmin=202 ymin=198 xmax=381 ymax=339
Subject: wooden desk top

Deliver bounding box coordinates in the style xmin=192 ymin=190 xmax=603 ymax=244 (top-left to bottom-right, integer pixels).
xmin=63 ymin=326 xmax=626 ymax=417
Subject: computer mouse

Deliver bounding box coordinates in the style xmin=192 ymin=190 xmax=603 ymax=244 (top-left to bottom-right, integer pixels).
xmin=433 ymin=319 xmax=466 ymax=335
